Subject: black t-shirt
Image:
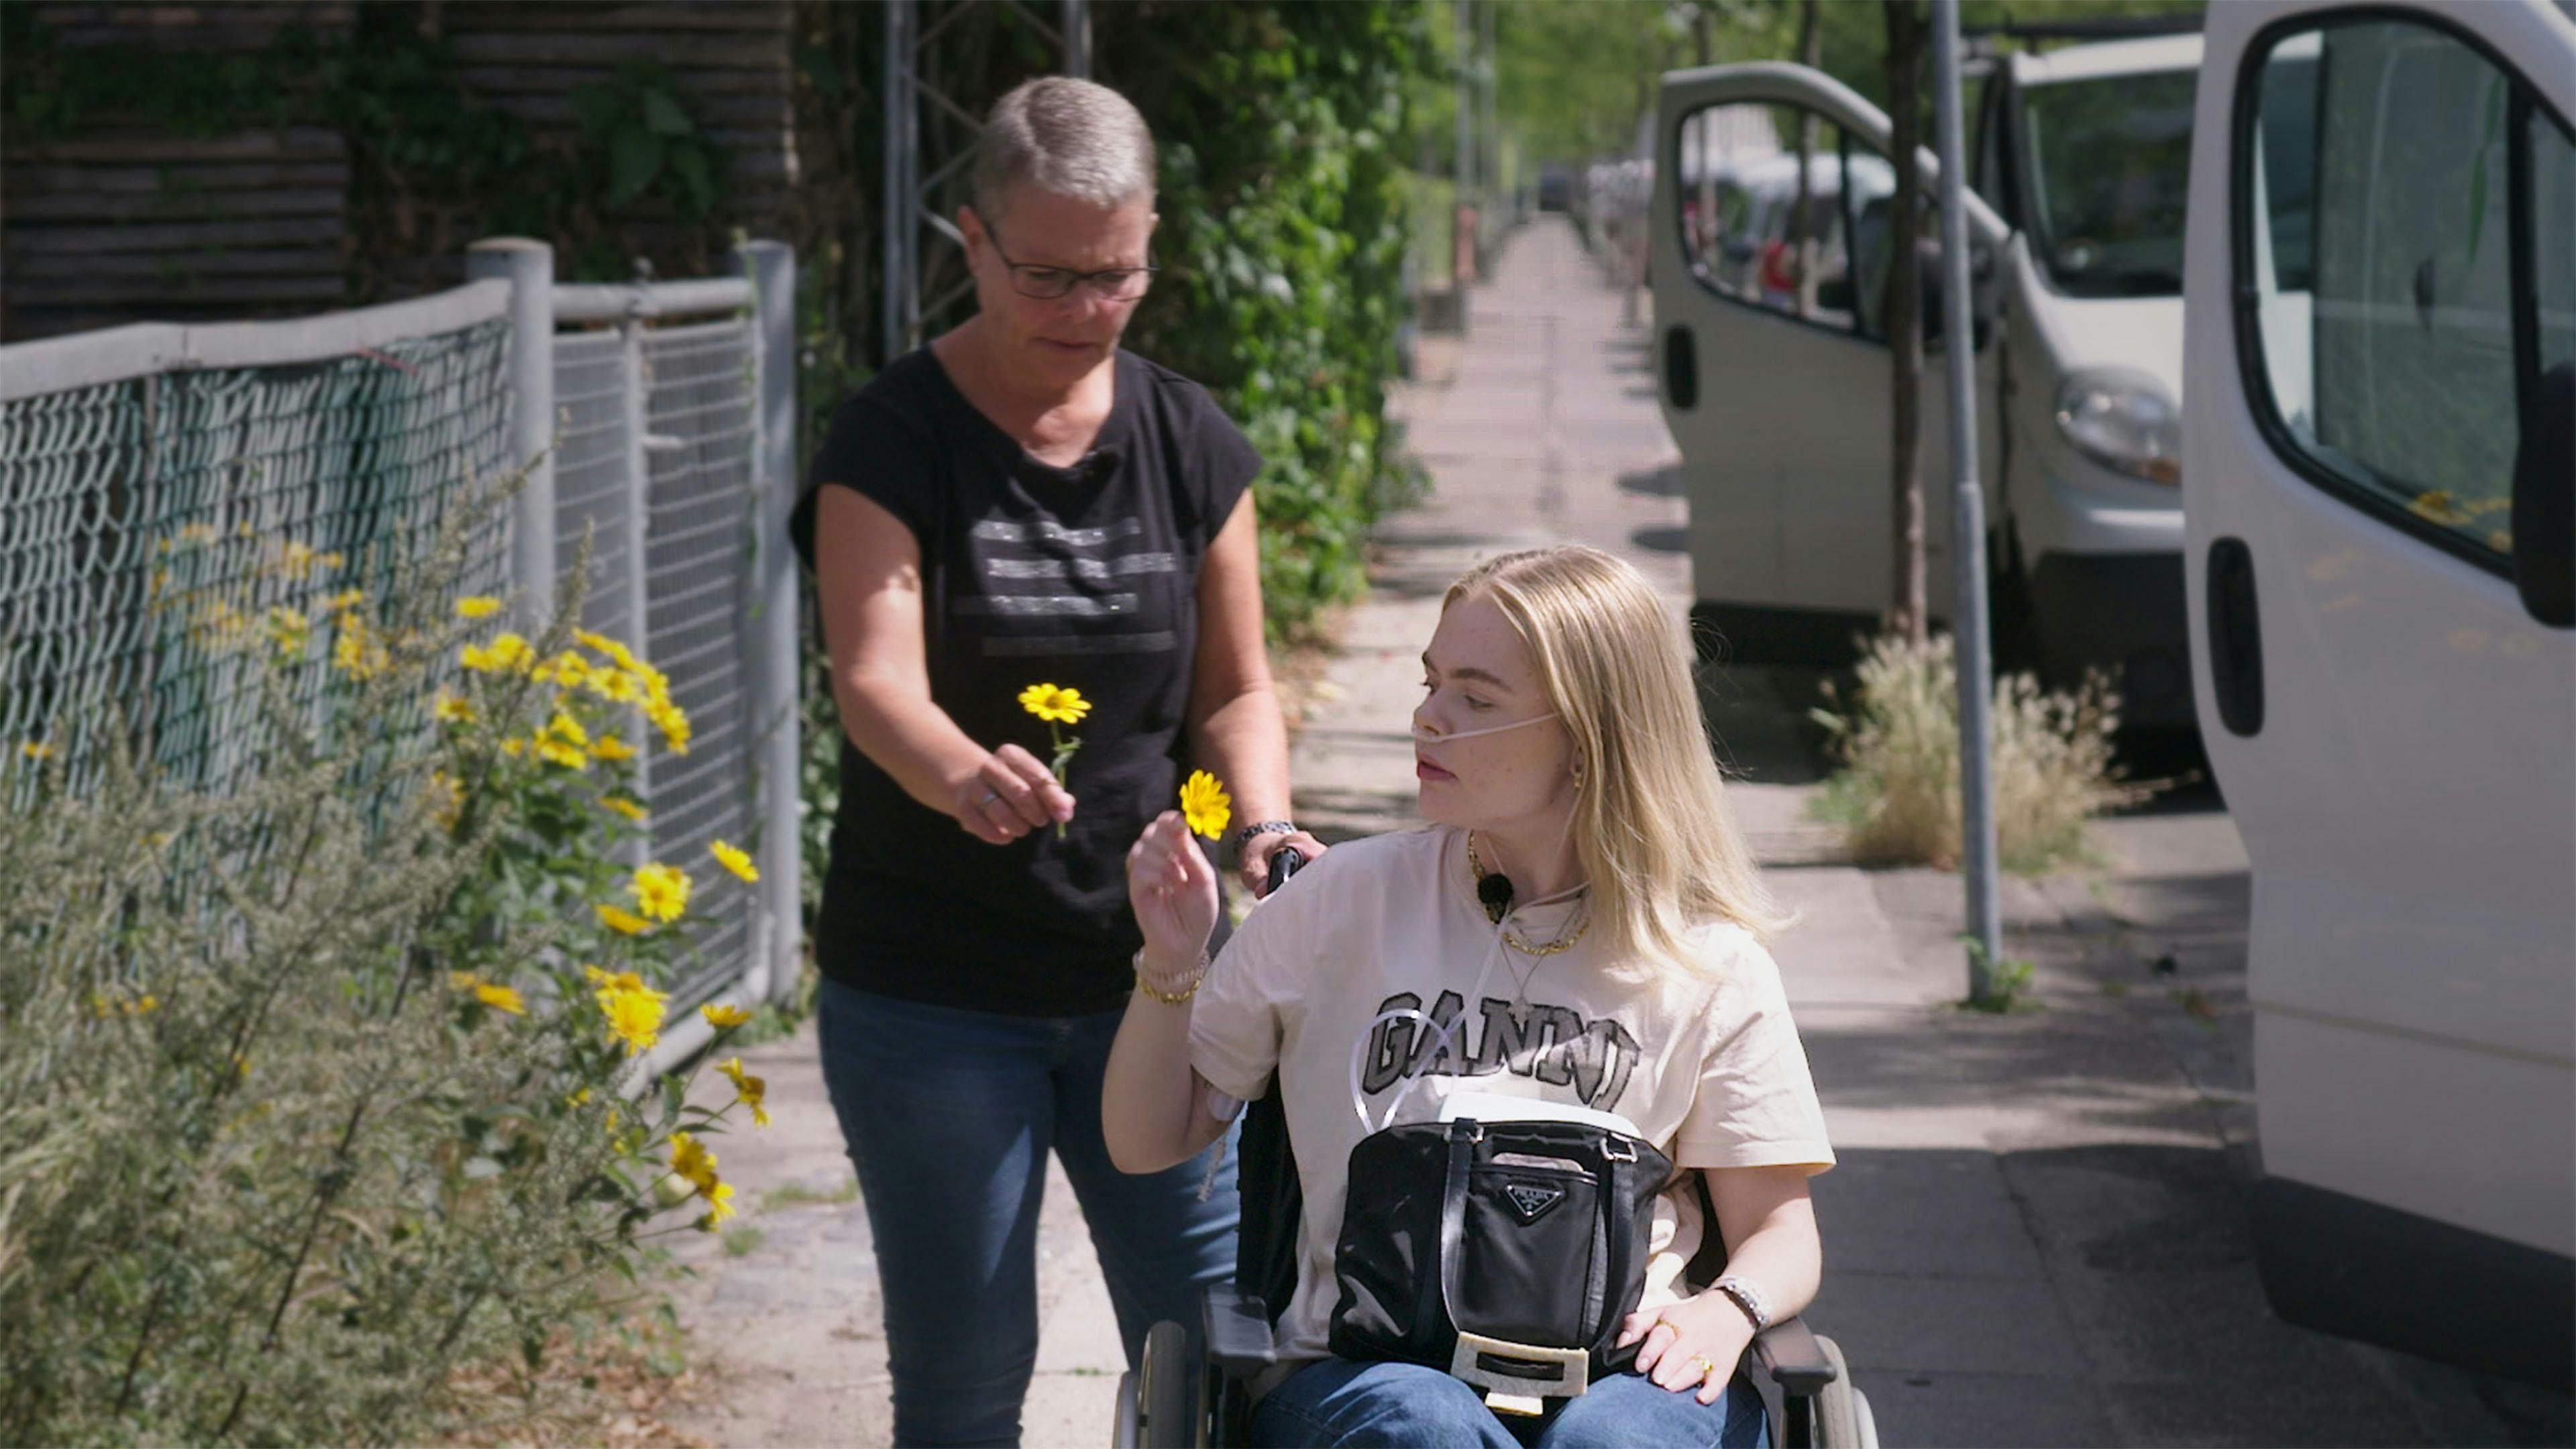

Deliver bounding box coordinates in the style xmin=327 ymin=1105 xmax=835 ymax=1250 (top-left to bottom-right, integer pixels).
xmin=790 ymin=347 xmax=1261 ymax=1016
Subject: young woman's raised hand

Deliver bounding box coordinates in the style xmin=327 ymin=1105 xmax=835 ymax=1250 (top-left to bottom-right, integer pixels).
xmin=1126 ymin=810 xmax=1218 ymax=969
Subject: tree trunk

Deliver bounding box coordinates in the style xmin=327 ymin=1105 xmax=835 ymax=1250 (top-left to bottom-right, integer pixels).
xmin=1885 ymin=0 xmax=1929 ymax=646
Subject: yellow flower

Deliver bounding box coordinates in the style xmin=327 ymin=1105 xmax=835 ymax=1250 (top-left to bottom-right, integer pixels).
xmin=718 ymin=1057 xmax=771 ymax=1129
xmin=602 ymin=796 xmax=647 ymax=823
xmin=325 ymin=588 xmax=365 ymax=615
xmin=1018 ymin=682 xmax=1091 ymax=725
xmin=583 ymin=964 xmax=669 ymax=998
xmin=460 ymin=632 xmax=533 ymax=675
xmin=134 ymin=994 xmax=159 ymax=1015
xmin=669 ymin=1131 xmax=718 ymax=1191
xmin=700 ymin=1002 xmax=753 ymax=1028
xmin=534 ymin=738 xmax=588 ymax=771
xmin=1179 ymin=770 xmax=1232 ymax=841
xmin=533 ymin=650 xmax=591 ymax=690
xmin=710 ymin=840 xmax=758 ymax=884
xmin=456 ymin=596 xmax=503 ymax=621
xmin=596 ymin=902 xmax=653 ymax=936
xmin=545 ymin=711 xmax=587 ymax=747
xmin=598 ymin=981 xmax=667 ymax=1055
xmin=589 ymin=668 xmax=643 ymax=704
xmin=474 ymin=981 xmax=526 ymax=1016
xmin=631 ymin=863 xmax=692 ymax=923
xmin=646 ymin=697 xmax=692 ymax=755
xmin=500 ymin=737 xmax=527 ymax=759
xmin=700 ymin=1178 xmax=738 ymax=1227
xmin=428 ymin=771 xmax=464 ymax=827
xmin=266 ymin=606 xmax=311 ymax=659
xmin=433 ymin=691 xmax=475 ymax=725
xmin=577 ymin=629 xmax=641 ymax=672
xmin=567 ymin=1087 xmax=593 ymax=1108
xmin=21 ymin=741 xmax=54 ymax=761
xmin=590 ymin=733 xmax=636 ymax=763
xmin=333 ymin=614 xmax=388 ymax=680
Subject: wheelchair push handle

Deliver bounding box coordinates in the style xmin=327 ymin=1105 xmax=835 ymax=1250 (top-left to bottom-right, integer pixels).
xmin=1264 ymin=845 xmax=1305 ymax=897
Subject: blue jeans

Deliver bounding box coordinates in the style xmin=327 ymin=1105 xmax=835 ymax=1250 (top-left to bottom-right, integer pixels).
xmin=1253 ymin=1358 xmax=1772 ymax=1449
xmin=818 ymin=979 xmax=1239 ymax=1448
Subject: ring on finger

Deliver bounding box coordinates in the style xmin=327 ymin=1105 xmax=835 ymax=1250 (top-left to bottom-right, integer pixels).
xmin=1690 ymin=1354 xmax=1718 ymax=1383
xmin=979 ymin=788 xmax=1003 ymax=808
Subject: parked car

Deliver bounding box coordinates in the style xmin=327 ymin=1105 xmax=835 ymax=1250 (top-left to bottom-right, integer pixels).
xmin=2183 ymin=0 xmax=2573 ymax=1389
xmin=1652 ymin=37 xmax=2203 ymax=725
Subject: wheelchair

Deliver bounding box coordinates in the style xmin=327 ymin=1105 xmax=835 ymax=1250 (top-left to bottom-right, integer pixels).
xmin=1111 ymin=1086 xmax=1879 ymax=1448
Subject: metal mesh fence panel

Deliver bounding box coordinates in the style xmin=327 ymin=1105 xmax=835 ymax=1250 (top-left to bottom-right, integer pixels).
xmin=1 ymin=317 xmax=512 ymax=798
xmin=552 ymin=328 xmax=639 ymax=643
xmin=637 ymin=315 xmax=760 ymax=1010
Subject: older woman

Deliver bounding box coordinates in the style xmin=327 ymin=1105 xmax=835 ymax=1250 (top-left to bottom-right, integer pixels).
xmin=790 ymin=76 xmax=1326 ymax=1448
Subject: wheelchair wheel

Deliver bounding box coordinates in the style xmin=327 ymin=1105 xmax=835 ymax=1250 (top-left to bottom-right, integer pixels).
xmin=1810 ymin=1334 xmax=1862 ymax=1448
xmin=1134 ymin=1319 xmax=1197 ymax=1449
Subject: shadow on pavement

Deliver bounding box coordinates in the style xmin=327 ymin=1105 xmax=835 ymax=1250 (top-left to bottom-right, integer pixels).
xmin=1815 ymin=1143 xmax=2575 ymax=1448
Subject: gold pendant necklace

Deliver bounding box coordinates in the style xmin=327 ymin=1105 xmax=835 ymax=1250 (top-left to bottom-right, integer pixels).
xmin=1465 ymin=832 xmax=1591 ymax=959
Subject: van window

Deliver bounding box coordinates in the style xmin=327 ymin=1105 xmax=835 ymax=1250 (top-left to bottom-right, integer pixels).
xmin=2018 ymin=68 xmax=2196 ymax=297
xmin=1672 ymin=101 xmax=1885 ymax=335
xmin=2241 ymin=18 xmax=2572 ymax=570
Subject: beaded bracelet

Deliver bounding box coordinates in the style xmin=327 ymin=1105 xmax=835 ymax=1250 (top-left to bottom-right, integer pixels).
xmin=1132 ymin=947 xmax=1210 ymax=1005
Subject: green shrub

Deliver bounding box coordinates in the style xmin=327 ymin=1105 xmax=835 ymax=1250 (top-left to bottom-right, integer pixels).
xmin=1809 ymin=633 xmax=2151 ymax=873
xmin=0 ymin=485 xmax=773 ymax=1444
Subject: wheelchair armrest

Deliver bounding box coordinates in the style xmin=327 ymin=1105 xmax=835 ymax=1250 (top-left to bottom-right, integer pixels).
xmin=1203 ymin=1283 xmax=1277 ymax=1382
xmin=1750 ymin=1315 xmax=1838 ymax=1397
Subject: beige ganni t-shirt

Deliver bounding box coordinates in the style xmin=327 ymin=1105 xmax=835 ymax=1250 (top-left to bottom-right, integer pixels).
xmin=1189 ymin=826 xmax=1835 ymax=1369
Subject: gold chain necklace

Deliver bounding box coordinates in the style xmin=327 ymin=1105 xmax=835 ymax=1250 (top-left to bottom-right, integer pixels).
xmin=1465 ymin=832 xmax=1591 ymax=957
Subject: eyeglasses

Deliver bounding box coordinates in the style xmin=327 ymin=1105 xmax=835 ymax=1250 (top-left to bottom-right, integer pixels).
xmin=986 ymin=230 xmax=1157 ymax=302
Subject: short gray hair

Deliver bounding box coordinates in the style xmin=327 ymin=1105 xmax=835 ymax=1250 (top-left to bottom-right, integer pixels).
xmin=971 ymin=76 xmax=1156 ymax=222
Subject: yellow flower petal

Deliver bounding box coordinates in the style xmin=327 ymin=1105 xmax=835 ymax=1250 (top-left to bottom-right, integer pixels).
xmin=456 ymin=596 xmax=503 ymax=620
xmin=710 ymin=840 xmax=759 ymax=883
xmin=473 ymin=982 xmax=526 ymax=1016
xmin=590 ymin=733 xmax=635 ymax=762
xmin=700 ymin=1002 xmax=753 ymax=1028
xmin=631 ymin=863 xmax=692 ymax=922
xmin=602 ymin=796 xmax=647 ymax=823
xmin=1179 ymin=769 xmax=1232 ymax=841
xmin=596 ymin=903 xmax=654 ymax=936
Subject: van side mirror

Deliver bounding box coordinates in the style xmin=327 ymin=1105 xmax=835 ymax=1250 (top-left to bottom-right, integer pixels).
xmin=2512 ymin=361 xmax=2573 ymax=628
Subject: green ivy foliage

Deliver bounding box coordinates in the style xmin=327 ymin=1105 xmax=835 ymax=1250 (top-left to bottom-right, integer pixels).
xmin=1104 ymin=1 xmax=1432 ymax=640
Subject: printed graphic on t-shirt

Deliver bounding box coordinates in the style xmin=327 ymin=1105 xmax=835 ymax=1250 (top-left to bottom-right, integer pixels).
xmin=966 ymin=506 xmax=1181 ymax=659
xmin=1358 ymin=989 xmax=1644 ymax=1113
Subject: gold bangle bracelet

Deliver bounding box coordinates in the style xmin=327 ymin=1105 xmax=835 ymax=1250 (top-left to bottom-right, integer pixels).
xmin=1132 ymin=948 xmax=1209 ymax=1005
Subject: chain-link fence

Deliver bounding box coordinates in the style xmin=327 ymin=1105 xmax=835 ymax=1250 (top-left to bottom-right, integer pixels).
xmin=0 ymin=242 xmax=803 ymax=1067
xmin=1 ymin=286 xmax=515 ymax=798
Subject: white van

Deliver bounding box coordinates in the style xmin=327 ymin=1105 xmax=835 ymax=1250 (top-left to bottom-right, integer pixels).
xmin=2184 ymin=0 xmax=2573 ymax=1387
xmin=1653 ymin=36 xmax=2202 ymax=724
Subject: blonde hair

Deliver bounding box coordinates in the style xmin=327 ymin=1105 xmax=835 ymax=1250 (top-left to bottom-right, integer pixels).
xmin=973 ymin=76 xmax=1156 ymax=222
xmin=1443 ymin=547 xmax=1786 ymax=971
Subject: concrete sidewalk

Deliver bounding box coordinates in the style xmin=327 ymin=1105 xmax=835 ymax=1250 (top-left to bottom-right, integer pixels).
xmin=657 ymin=219 xmax=2566 ymax=1448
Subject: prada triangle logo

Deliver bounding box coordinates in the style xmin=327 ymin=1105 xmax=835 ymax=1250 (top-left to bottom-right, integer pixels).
xmin=1502 ymin=1183 xmax=1566 ymax=1222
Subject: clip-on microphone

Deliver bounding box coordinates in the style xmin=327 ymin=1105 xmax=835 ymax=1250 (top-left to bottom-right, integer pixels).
xmin=1477 ymin=871 xmax=1515 ymax=924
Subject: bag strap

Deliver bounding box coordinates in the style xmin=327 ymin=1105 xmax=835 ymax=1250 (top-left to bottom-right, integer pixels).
xmin=1436 ymin=1118 xmax=1477 ymax=1334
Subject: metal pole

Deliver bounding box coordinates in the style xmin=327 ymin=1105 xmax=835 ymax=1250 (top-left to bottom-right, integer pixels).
xmin=1063 ymin=0 xmax=1091 ymax=78
xmin=616 ymin=285 xmax=654 ymax=871
xmin=466 ymin=237 xmax=555 ymax=627
xmin=882 ymin=0 xmax=915 ymax=364
xmin=737 ymin=239 xmax=804 ymax=1007
xmin=1933 ymin=0 xmax=2001 ymax=999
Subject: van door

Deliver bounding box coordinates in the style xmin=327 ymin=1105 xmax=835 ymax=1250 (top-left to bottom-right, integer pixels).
xmin=1652 ymin=64 xmax=2005 ymax=658
xmin=2185 ymin=0 xmax=2575 ymax=1385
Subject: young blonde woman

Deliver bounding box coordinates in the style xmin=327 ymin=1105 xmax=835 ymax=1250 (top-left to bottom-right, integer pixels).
xmin=1104 ymin=545 xmax=1833 ymax=1448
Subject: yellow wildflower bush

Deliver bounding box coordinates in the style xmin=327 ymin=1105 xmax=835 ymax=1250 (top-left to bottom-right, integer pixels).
xmin=0 ymin=486 xmax=773 ymax=1445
